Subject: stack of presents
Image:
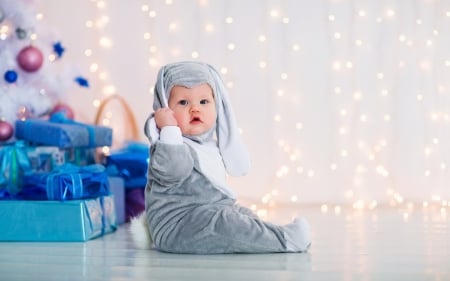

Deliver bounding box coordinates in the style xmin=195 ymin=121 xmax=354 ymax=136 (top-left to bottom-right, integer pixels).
xmin=0 ymin=117 xmax=149 ymax=242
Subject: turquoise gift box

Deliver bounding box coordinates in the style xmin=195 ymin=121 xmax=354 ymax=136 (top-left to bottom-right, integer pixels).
xmin=0 ymin=195 xmax=117 ymax=241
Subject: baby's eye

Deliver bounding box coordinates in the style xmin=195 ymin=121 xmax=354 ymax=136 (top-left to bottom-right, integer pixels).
xmin=200 ymin=99 xmax=209 ymax=105
xmin=178 ymin=100 xmax=188 ymax=106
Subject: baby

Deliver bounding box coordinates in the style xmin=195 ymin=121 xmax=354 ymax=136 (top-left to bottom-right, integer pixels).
xmin=130 ymin=61 xmax=311 ymax=254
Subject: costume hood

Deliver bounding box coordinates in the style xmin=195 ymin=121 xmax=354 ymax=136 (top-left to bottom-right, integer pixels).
xmin=144 ymin=61 xmax=250 ymax=177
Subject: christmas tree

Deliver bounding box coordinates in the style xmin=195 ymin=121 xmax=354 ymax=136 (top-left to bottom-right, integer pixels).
xmin=0 ymin=0 xmax=87 ymax=143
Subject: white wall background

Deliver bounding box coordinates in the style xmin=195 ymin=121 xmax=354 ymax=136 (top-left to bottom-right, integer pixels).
xmin=35 ymin=0 xmax=450 ymax=207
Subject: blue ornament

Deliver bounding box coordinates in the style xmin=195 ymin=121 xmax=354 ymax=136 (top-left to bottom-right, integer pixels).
xmin=49 ymin=111 xmax=69 ymax=123
xmin=53 ymin=41 xmax=65 ymax=58
xmin=75 ymin=76 xmax=89 ymax=87
xmin=4 ymin=70 xmax=18 ymax=83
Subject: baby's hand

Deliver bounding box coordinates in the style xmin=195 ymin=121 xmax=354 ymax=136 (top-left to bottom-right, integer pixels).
xmin=154 ymin=108 xmax=178 ymax=129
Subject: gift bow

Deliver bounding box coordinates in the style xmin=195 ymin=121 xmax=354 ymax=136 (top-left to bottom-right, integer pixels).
xmin=22 ymin=163 xmax=110 ymax=201
xmin=46 ymin=164 xmax=109 ymax=200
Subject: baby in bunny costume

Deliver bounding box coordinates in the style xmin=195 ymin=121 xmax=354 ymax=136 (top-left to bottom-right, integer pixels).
xmin=130 ymin=61 xmax=311 ymax=254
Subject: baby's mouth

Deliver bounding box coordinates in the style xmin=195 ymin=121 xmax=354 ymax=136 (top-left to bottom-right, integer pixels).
xmin=190 ymin=117 xmax=202 ymax=123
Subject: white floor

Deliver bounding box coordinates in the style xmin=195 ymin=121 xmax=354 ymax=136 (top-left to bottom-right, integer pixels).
xmin=0 ymin=203 xmax=449 ymax=281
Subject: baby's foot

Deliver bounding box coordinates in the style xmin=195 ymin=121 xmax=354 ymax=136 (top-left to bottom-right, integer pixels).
xmin=283 ymin=217 xmax=311 ymax=252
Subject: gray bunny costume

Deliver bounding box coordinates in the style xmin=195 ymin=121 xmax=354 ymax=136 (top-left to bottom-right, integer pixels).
xmin=144 ymin=61 xmax=310 ymax=254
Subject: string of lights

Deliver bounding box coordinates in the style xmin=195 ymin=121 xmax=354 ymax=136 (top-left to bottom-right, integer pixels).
xmin=37 ymin=0 xmax=450 ymax=218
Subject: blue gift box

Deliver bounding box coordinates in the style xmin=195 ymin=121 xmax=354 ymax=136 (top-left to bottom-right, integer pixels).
xmin=19 ymin=164 xmax=110 ymax=201
xmin=108 ymin=176 xmax=125 ymax=225
xmin=26 ymin=146 xmax=96 ymax=173
xmin=105 ymin=142 xmax=149 ymax=189
xmin=15 ymin=119 xmax=112 ymax=148
xmin=0 ymin=195 xmax=117 ymax=241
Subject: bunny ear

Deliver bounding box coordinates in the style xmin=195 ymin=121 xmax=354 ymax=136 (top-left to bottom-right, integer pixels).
xmin=207 ymin=64 xmax=251 ymax=176
xmin=145 ymin=66 xmax=169 ymax=145
xmin=157 ymin=66 xmax=169 ymax=108
xmin=153 ymin=65 xmax=168 ymax=110
xmin=144 ymin=114 xmax=159 ymax=145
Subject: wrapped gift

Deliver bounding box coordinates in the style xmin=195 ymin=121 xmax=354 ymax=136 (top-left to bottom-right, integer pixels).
xmin=19 ymin=164 xmax=110 ymax=201
xmin=125 ymin=188 xmax=145 ymax=222
xmin=105 ymin=141 xmax=149 ymax=188
xmin=0 ymin=195 xmax=116 ymax=241
xmin=26 ymin=146 xmax=96 ymax=173
xmin=108 ymin=176 xmax=125 ymax=225
xmin=0 ymin=141 xmax=32 ymax=195
xmin=15 ymin=119 xmax=112 ymax=148
xmin=105 ymin=142 xmax=148 ymax=222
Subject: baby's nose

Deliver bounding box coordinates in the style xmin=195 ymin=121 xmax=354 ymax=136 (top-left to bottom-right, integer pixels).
xmin=190 ymin=104 xmax=200 ymax=112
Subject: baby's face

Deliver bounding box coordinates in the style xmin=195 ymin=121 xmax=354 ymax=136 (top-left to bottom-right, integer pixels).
xmin=168 ymin=84 xmax=217 ymax=136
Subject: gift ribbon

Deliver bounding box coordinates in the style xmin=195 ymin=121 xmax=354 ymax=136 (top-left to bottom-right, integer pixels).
xmin=0 ymin=141 xmax=32 ymax=195
xmin=84 ymin=196 xmax=117 ymax=237
xmin=100 ymin=196 xmax=108 ymax=236
xmin=46 ymin=163 xmax=108 ymax=200
xmin=46 ymin=170 xmax=83 ymax=200
xmin=98 ymin=196 xmax=117 ymax=235
xmin=21 ymin=163 xmax=109 ymax=201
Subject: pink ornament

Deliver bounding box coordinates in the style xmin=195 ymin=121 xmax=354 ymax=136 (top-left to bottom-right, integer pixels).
xmin=0 ymin=120 xmax=14 ymax=141
xmin=51 ymin=103 xmax=75 ymax=120
xmin=17 ymin=45 xmax=44 ymax=72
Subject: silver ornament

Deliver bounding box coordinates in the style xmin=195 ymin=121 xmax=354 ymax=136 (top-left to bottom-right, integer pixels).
xmin=16 ymin=28 xmax=27 ymax=39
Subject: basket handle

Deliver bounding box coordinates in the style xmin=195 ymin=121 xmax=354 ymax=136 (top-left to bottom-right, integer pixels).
xmin=94 ymin=94 xmax=139 ymax=141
